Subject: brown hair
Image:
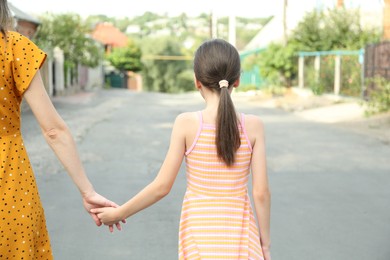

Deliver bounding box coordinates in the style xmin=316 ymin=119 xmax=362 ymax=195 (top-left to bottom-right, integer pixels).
xmin=0 ymin=0 xmax=12 ymax=36
xmin=193 ymin=39 xmax=241 ymax=166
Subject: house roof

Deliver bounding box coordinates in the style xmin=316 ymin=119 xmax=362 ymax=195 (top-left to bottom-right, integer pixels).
xmin=91 ymin=22 xmax=128 ymax=47
xmin=8 ymin=2 xmax=40 ymax=25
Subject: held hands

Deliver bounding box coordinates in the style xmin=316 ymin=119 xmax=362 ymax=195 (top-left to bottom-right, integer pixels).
xmin=82 ymin=190 xmax=125 ymax=232
xmin=90 ymin=207 xmax=124 ymax=227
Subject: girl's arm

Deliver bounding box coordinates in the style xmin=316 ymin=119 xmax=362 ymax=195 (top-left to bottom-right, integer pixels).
xmin=91 ymin=113 xmax=187 ymax=225
xmin=24 ymin=71 xmax=122 ymax=231
xmin=248 ymin=116 xmax=271 ymax=258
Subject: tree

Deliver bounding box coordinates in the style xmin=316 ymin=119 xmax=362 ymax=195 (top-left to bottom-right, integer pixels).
xmin=257 ymin=7 xmax=381 ymax=88
xmin=258 ymin=42 xmax=299 ymax=87
xmin=290 ymin=10 xmax=327 ymax=51
xmin=292 ymin=7 xmax=381 ymax=51
xmin=107 ymin=39 xmax=142 ymax=72
xmin=35 ymin=13 xmax=102 ymax=68
xmin=141 ymin=36 xmax=189 ymax=93
xmin=85 ymin=15 xmax=114 ymax=29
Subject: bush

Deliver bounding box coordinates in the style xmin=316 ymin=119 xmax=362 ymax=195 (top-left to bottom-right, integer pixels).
xmin=364 ymin=77 xmax=390 ymax=115
xmin=304 ymin=55 xmax=362 ymax=97
xmin=141 ymin=36 xmax=189 ymax=93
xmin=236 ymin=84 xmax=258 ymax=92
xmin=107 ymin=39 xmax=142 ymax=72
xmin=262 ymin=85 xmax=287 ymax=96
xmin=258 ymin=42 xmax=299 ymax=87
xmin=340 ymin=55 xmax=362 ymax=97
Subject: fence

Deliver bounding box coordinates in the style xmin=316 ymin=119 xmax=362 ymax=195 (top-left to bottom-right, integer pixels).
xmin=297 ymin=50 xmax=364 ymax=97
xmin=364 ymin=41 xmax=390 ymax=80
xmin=239 ymin=48 xmax=266 ymax=89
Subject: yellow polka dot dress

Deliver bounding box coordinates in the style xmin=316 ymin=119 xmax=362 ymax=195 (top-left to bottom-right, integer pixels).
xmin=0 ymin=31 xmax=53 ymax=259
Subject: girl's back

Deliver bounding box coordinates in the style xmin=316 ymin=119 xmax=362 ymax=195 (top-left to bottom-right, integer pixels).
xmin=179 ymin=111 xmax=264 ymax=259
xmin=185 ymin=111 xmax=252 ymax=197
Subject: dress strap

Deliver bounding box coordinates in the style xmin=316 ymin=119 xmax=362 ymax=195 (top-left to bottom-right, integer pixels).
xmin=240 ymin=113 xmax=245 ymax=124
xmin=185 ymin=111 xmax=203 ymax=156
xmin=240 ymin=113 xmax=253 ymax=152
xmin=199 ymin=111 xmax=203 ymax=128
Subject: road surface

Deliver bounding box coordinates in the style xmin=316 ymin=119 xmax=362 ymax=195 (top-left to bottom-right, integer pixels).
xmin=21 ymin=89 xmax=390 ymax=260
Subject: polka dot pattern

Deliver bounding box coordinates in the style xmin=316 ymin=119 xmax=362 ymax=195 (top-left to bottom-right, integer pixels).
xmin=0 ymin=31 xmax=52 ymax=259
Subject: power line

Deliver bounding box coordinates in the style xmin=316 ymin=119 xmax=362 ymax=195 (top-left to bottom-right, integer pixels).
xmin=142 ymin=55 xmax=193 ymax=61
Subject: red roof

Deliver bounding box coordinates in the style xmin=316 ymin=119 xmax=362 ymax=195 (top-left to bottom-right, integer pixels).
xmin=91 ymin=22 xmax=128 ymax=47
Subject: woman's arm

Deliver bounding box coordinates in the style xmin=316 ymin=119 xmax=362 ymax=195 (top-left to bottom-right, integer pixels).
xmin=248 ymin=116 xmax=271 ymax=258
xmin=24 ymin=71 xmax=122 ymax=231
xmin=91 ymin=113 xmax=187 ymax=225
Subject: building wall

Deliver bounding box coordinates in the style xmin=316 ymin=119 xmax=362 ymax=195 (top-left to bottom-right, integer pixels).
xmin=16 ymin=20 xmax=38 ymax=39
xmin=384 ymin=0 xmax=390 ymax=40
xmin=86 ymin=65 xmax=104 ymax=90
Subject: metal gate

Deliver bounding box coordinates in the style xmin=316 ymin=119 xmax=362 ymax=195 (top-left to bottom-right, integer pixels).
xmin=364 ymin=41 xmax=390 ymax=80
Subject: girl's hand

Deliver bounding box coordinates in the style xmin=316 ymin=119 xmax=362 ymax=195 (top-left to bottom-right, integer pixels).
xmin=90 ymin=207 xmax=124 ymax=227
xmin=82 ymin=190 xmax=125 ymax=232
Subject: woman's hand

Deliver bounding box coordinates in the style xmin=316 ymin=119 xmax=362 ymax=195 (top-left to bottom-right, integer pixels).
xmin=82 ymin=190 xmax=125 ymax=232
xmin=90 ymin=207 xmax=125 ymax=226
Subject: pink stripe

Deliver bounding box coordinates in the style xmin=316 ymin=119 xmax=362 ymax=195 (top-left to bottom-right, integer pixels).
xmin=187 ymin=186 xmax=245 ymax=196
xmin=186 ymin=157 xmax=250 ymax=166
xmin=198 ymin=244 xmax=246 ymax=248
xmin=180 ymin=232 xmax=249 ymax=238
xmin=199 ymin=252 xmax=250 ymax=256
xmin=187 ymin=179 xmax=248 ymax=190
xmin=189 ymin=148 xmax=252 ymax=156
xmin=187 ymin=163 xmax=249 ymax=172
xmin=186 ymin=171 xmax=248 ymax=180
xmin=180 ymin=218 xmax=250 ymax=224
xmin=181 ymin=206 xmax=248 ymax=213
xmin=186 ymin=173 xmax=248 ymax=184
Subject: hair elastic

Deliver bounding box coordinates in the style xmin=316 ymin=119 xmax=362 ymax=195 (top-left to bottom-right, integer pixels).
xmin=219 ymin=80 xmax=229 ymax=88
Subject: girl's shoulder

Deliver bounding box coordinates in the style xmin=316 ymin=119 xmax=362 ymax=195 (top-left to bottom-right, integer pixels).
xmin=242 ymin=113 xmax=264 ymax=134
xmin=173 ymin=112 xmax=201 ymax=139
xmin=176 ymin=111 xmax=198 ymax=121
xmin=243 ymin=113 xmax=263 ymax=125
xmin=174 ymin=111 xmax=199 ymax=128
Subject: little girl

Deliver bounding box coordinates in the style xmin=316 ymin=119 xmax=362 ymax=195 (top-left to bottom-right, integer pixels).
xmin=92 ymin=39 xmax=271 ymax=260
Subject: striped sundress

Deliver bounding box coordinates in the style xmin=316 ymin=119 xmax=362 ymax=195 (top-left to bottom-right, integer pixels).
xmin=179 ymin=111 xmax=264 ymax=259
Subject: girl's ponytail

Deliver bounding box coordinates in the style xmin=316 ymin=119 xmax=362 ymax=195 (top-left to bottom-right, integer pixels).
xmin=193 ymin=39 xmax=242 ymax=166
xmin=216 ymin=80 xmax=240 ymax=166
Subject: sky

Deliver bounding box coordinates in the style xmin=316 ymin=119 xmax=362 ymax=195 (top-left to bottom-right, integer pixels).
xmin=10 ymin=0 xmax=384 ymax=19
xmin=10 ymin=0 xmax=280 ymax=18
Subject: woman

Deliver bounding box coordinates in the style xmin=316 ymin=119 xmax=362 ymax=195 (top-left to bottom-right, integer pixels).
xmin=0 ymin=1 xmax=122 ymax=258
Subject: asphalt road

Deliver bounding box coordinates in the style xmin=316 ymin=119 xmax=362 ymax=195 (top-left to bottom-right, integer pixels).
xmin=21 ymin=88 xmax=390 ymax=260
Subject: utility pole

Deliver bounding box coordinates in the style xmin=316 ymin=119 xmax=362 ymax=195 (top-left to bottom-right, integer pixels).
xmin=228 ymin=15 xmax=236 ymax=47
xmin=282 ymin=0 xmax=288 ymax=46
xmin=210 ymin=11 xmax=218 ymax=38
